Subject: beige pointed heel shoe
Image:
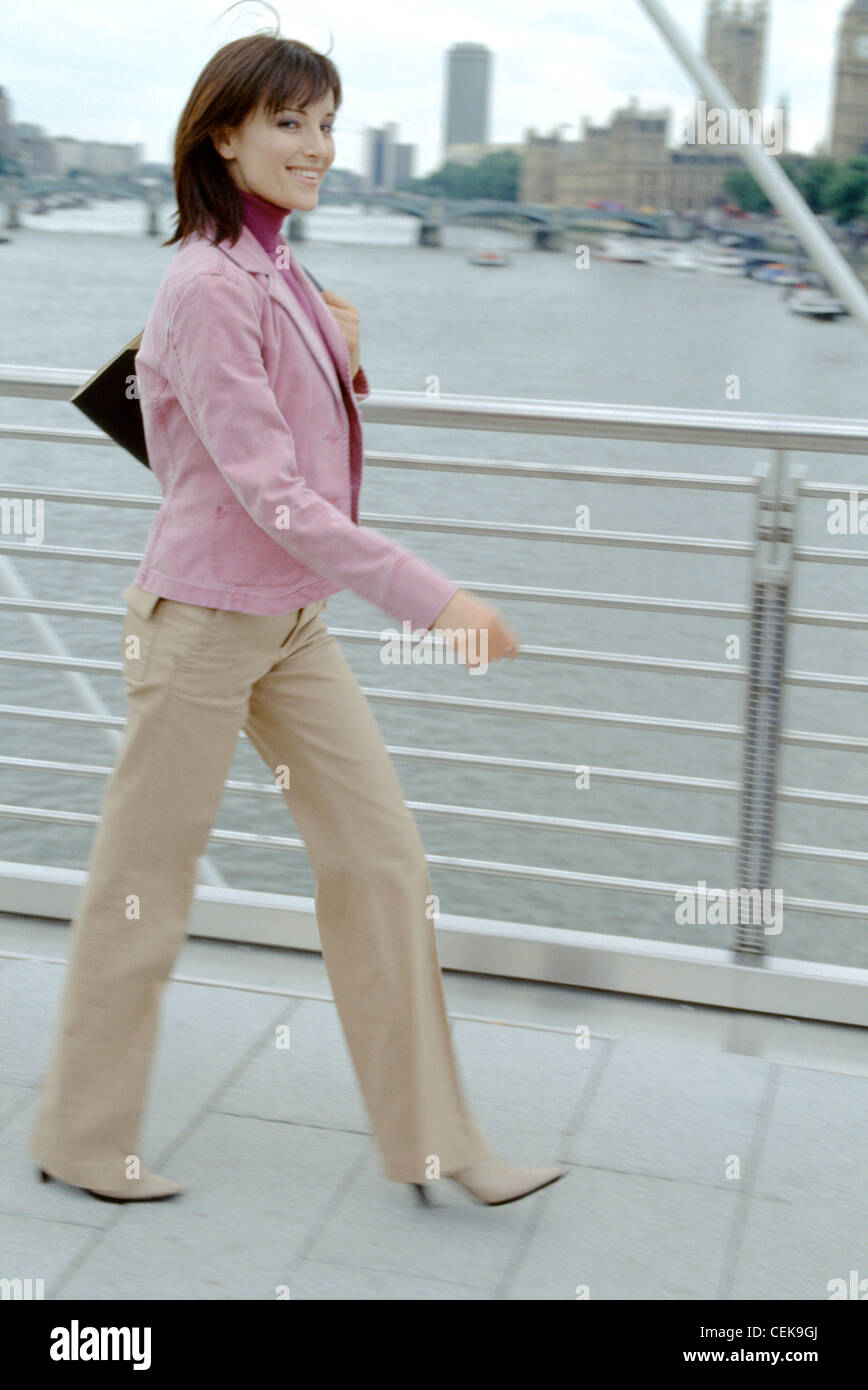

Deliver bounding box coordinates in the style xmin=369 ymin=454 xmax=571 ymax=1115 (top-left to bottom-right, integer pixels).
xmin=38 ymin=1166 xmax=184 ymax=1203
xmin=412 ymin=1159 xmax=569 ymax=1207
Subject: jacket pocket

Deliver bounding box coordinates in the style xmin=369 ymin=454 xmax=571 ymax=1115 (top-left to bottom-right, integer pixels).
xmin=121 ymin=588 xmax=164 ymax=685
xmin=209 ymin=501 xmax=287 ymax=588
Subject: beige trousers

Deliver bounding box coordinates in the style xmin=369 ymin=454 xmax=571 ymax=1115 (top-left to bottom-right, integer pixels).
xmin=29 ymin=584 xmax=494 ymax=1190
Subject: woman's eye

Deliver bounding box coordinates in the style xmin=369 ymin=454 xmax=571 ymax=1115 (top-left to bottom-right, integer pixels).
xmin=278 ymin=120 xmax=335 ymax=132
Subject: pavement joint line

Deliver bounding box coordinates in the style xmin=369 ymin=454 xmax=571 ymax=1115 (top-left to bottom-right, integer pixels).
xmin=294 ymin=1249 xmax=501 ymax=1295
xmin=562 ymin=1031 xmax=615 ymax=1141
xmin=0 ymin=1206 xmax=105 ymax=1231
xmin=39 ymin=996 xmax=307 ymax=1298
xmin=548 ymin=1161 xmax=754 ymax=1192
xmin=493 ymin=1157 xmax=572 ymax=1300
xmin=5 ymin=951 xmax=866 ymax=1072
xmin=294 ymin=1145 xmax=372 ymax=1264
xmin=715 ymin=1060 xmax=781 ymax=1300
xmin=0 ymin=949 xmax=626 ymax=1038
xmin=207 ymin=1111 xmax=372 ymax=1138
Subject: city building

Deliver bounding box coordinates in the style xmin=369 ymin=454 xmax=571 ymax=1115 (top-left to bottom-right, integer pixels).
xmin=443 ymin=43 xmax=492 ymax=155
xmin=703 ymin=0 xmax=770 ymax=113
xmin=0 ymin=89 xmax=58 ymax=175
xmin=52 ymin=138 xmax=142 ymax=178
xmin=687 ymin=1 xmax=784 ymax=162
xmin=393 ymin=142 xmax=415 ymax=188
xmin=521 ymin=100 xmax=745 ymax=214
xmin=829 ymin=0 xmax=868 ymax=159
xmin=0 ymin=86 xmax=13 ymax=161
xmin=444 ymin=141 xmax=525 ymax=168
xmin=6 ymin=123 xmax=58 ymax=176
xmin=366 ymin=123 xmax=416 ymax=192
xmin=520 ymin=1 xmax=787 ymax=214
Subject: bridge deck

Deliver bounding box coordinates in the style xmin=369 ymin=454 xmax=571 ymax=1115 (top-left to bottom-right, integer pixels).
xmin=1 ymin=913 xmax=865 ymax=1301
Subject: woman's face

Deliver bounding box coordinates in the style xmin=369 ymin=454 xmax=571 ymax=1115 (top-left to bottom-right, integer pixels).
xmin=213 ymin=90 xmax=336 ymax=211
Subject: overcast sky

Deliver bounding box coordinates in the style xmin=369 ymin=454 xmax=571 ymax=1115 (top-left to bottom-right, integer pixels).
xmin=3 ymin=0 xmax=853 ymax=176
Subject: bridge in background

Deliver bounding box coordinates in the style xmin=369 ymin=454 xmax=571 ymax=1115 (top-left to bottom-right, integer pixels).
xmin=1 ymin=172 xmax=669 ymax=246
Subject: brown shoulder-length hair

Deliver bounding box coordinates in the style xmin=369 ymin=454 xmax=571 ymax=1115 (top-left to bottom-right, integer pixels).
xmin=163 ymin=32 xmax=341 ymax=249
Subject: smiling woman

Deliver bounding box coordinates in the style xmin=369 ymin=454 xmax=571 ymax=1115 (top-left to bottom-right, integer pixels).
xmin=28 ymin=8 xmax=554 ymax=1219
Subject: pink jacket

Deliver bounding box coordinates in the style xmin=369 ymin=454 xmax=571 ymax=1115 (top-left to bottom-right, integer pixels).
xmin=132 ymin=222 xmax=460 ymax=631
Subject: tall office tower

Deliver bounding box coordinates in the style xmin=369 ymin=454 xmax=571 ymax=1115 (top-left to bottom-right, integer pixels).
xmin=443 ymin=43 xmax=492 ymax=154
xmin=830 ymin=1 xmax=868 ymax=159
xmin=703 ymin=0 xmax=770 ymax=111
xmin=392 ymin=142 xmax=415 ymax=187
xmin=367 ymin=122 xmax=398 ymax=191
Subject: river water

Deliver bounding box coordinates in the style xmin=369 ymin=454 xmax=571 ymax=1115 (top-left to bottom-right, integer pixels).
xmin=1 ymin=198 xmax=866 ymax=967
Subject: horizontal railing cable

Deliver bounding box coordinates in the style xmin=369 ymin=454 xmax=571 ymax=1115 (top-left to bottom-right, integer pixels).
xmin=1 ymin=591 xmax=865 ymax=629
xmin=1 ymin=694 xmax=866 ymax=753
xmin=3 ymin=751 xmax=866 ymax=810
xmin=3 ymin=640 xmax=868 ymax=692
xmin=3 ymin=369 xmax=867 ymax=454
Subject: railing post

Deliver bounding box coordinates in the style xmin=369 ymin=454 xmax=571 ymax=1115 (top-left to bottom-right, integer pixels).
xmin=735 ymin=452 xmax=801 ymax=955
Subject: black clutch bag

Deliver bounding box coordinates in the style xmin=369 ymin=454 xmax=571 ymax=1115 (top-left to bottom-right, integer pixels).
xmin=71 ymin=330 xmax=150 ymax=467
xmin=71 ymin=261 xmax=324 ymax=469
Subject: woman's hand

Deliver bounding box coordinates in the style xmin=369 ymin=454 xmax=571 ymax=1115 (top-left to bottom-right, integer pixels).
xmin=428 ymin=589 xmax=520 ymax=667
xmin=321 ymin=289 xmax=360 ymax=378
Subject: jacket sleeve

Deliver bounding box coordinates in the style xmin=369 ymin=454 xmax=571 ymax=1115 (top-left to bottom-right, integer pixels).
xmin=163 ymin=266 xmax=459 ymax=632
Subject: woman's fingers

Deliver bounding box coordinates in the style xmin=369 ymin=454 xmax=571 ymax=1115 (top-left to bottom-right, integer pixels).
xmin=319 ymin=290 xmax=360 ymax=376
xmin=321 ymin=288 xmax=356 ymax=311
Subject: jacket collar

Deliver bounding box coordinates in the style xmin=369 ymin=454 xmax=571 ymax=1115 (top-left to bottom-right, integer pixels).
xmin=204 ymin=223 xmax=349 ymax=413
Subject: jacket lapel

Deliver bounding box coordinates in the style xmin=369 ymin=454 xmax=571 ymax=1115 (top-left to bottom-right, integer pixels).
xmin=210 ymin=223 xmax=348 ymax=413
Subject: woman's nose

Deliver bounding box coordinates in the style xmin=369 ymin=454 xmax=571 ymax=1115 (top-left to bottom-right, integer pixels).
xmin=304 ymin=133 xmax=331 ymax=160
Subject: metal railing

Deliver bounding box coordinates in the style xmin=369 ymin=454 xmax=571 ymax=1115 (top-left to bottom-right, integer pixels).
xmin=1 ymin=367 xmax=867 ymax=1024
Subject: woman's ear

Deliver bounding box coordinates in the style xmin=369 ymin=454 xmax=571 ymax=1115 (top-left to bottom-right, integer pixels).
xmin=210 ymin=125 xmax=232 ymax=161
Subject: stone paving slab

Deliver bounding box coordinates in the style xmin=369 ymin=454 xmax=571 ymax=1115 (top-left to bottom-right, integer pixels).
xmin=564 ymin=1036 xmax=772 ymax=1188
xmin=507 ymin=1166 xmax=740 ymax=1300
xmin=45 ymin=1116 xmax=369 ymax=1301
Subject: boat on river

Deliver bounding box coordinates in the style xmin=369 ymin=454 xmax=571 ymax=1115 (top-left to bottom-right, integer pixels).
xmin=467 ymin=248 xmax=512 ymax=266
xmin=786 ymin=283 xmax=847 ymax=320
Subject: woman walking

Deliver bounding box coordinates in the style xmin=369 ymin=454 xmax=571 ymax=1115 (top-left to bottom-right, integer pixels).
xmin=30 ymin=29 xmax=568 ymax=1210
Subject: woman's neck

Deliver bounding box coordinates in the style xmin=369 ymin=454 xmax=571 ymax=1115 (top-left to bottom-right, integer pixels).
xmin=238 ymin=187 xmax=291 ymax=254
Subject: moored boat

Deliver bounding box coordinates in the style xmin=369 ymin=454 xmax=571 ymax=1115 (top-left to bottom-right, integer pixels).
xmin=786 ymin=284 xmax=847 ymax=320
xmin=596 ymin=234 xmax=652 ymax=263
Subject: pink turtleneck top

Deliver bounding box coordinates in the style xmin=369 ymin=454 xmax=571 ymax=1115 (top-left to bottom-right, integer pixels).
xmin=238 ymin=187 xmax=331 ymax=351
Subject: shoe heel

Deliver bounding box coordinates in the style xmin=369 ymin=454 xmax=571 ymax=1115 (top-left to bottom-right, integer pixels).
xmin=39 ymin=1167 xmax=51 ymax=1183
